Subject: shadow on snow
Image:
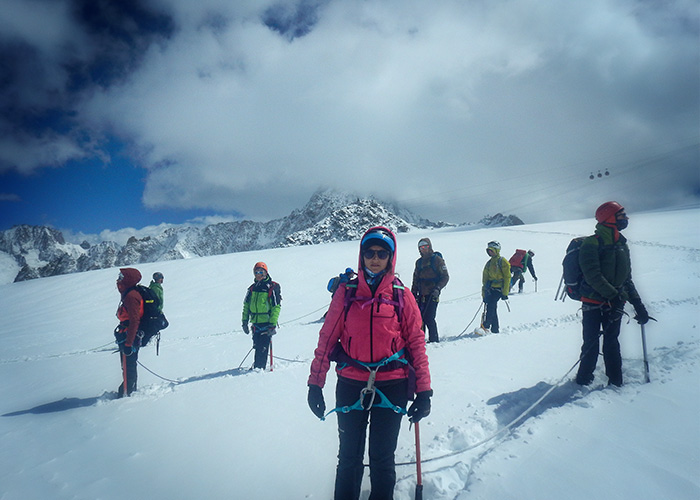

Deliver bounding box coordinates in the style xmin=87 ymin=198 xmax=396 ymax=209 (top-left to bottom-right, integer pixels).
xmin=487 ymin=380 xmax=596 ymax=430
xmin=2 ymin=367 xmax=249 ymax=417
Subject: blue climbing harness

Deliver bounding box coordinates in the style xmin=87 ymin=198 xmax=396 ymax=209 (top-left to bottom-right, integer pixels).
xmin=322 ymin=348 xmax=410 ymax=420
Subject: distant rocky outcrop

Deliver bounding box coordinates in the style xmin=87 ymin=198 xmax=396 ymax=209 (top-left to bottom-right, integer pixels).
xmin=478 ymin=213 xmax=524 ymax=227
xmin=0 ymin=189 xmax=523 ymax=282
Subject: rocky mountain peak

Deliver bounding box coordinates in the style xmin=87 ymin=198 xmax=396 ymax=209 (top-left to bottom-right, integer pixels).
xmin=0 ymin=191 xmax=523 ymax=283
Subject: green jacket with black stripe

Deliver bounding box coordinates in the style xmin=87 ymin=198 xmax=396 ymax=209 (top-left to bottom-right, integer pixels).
xmin=242 ymin=276 xmax=282 ymax=326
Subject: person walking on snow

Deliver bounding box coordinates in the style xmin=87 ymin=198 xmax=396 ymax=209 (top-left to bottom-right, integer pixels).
xmin=115 ymin=267 xmax=143 ymax=397
xmin=149 ymin=272 xmax=164 ymax=312
xmin=575 ymin=202 xmax=650 ymax=387
xmin=307 ymin=226 xmax=432 ymax=500
xmin=509 ymin=250 xmax=537 ymax=294
xmin=411 ymin=237 xmax=449 ymax=343
xmin=242 ymin=262 xmax=282 ymax=370
xmin=482 ymin=241 xmax=510 ymax=334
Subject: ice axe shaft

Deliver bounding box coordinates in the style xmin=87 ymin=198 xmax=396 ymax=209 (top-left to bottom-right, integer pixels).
xmin=641 ymin=324 xmax=651 ymax=383
xmin=269 ymin=339 xmax=274 ymax=372
xmin=414 ymin=422 xmax=423 ymax=500
xmin=122 ymin=352 xmax=128 ymax=397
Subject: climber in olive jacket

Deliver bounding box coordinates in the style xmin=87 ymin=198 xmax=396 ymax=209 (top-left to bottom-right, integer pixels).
xmin=575 ymin=201 xmax=650 ymax=387
xmin=579 ymin=225 xmax=641 ymax=305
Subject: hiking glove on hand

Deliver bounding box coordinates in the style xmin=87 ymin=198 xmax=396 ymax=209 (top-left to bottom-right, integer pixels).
xmin=609 ymin=295 xmax=626 ymax=320
xmin=307 ymin=385 xmax=325 ymax=419
xmin=242 ymin=322 xmax=249 ymax=334
xmin=121 ymin=344 xmax=136 ymax=356
xmin=631 ymin=300 xmax=650 ymax=325
xmin=266 ymin=327 xmax=277 ymax=336
xmin=408 ymin=390 xmax=433 ymax=423
xmin=430 ymin=289 xmax=440 ymax=302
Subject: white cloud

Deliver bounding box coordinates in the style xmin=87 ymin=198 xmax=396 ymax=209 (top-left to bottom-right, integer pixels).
xmin=7 ymin=0 xmax=700 ymax=223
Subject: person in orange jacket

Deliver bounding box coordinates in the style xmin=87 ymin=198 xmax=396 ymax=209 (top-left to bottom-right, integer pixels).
xmin=115 ymin=267 xmax=143 ymax=397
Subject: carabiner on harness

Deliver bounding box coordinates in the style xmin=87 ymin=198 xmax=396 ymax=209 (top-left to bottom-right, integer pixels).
xmin=359 ymin=368 xmax=378 ymax=410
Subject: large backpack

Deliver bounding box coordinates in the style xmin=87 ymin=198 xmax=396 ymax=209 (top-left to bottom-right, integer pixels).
xmin=132 ymin=285 xmax=169 ymax=346
xmin=509 ymin=249 xmax=527 ymax=269
xmin=560 ymin=236 xmax=599 ymax=301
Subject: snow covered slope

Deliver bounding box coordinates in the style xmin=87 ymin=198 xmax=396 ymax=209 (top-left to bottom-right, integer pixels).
xmin=0 ymin=208 xmax=698 ymax=499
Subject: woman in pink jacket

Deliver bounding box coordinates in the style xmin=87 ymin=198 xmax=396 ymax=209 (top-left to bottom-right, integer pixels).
xmin=308 ymin=226 xmax=432 ymax=500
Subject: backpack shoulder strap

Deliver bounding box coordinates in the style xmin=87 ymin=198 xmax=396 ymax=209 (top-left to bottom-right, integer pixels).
xmin=392 ymin=278 xmax=405 ymax=322
xmin=342 ymin=277 xmax=405 ymax=321
xmin=429 ymin=254 xmax=437 ymax=274
xmin=343 ymin=279 xmax=359 ymax=320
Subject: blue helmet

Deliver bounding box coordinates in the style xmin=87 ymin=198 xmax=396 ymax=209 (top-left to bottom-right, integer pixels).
xmin=361 ymin=227 xmax=395 ymax=253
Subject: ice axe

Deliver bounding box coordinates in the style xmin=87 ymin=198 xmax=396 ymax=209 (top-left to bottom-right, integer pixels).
xmin=121 ymin=352 xmax=128 ymax=397
xmin=414 ymin=422 xmax=423 ymax=500
xmin=269 ymin=339 xmax=274 ymax=372
xmin=640 ymin=323 xmax=651 ymax=383
xmin=639 ymin=316 xmax=656 ymax=383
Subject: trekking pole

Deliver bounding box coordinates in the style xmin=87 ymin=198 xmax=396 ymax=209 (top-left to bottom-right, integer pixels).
xmin=269 ymin=339 xmax=274 ymax=372
xmin=640 ymin=324 xmax=651 ymax=383
xmin=122 ymin=352 xmax=128 ymax=398
xmin=237 ymin=346 xmax=254 ymax=369
xmin=555 ymin=275 xmax=564 ymax=301
xmin=414 ymin=422 xmax=423 ymax=500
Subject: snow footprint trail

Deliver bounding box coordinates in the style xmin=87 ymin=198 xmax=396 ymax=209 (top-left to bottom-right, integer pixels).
xmin=393 ymin=357 xmax=585 ymax=496
xmin=395 ymin=334 xmax=700 ymax=499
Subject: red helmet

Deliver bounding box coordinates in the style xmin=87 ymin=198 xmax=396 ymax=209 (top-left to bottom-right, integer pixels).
xmin=253 ymin=261 xmax=268 ymax=272
xmin=595 ymin=201 xmax=624 ymax=223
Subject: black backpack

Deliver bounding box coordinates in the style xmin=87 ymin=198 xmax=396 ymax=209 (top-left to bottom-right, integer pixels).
xmin=132 ymin=285 xmax=169 ymax=347
xmin=561 ymin=235 xmax=599 ymax=301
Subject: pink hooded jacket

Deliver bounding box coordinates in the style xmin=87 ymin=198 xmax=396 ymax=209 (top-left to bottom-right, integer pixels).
xmin=308 ymin=227 xmax=431 ymax=394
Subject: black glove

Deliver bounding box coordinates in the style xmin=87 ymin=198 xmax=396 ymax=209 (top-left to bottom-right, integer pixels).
xmin=608 ymin=295 xmax=626 ymax=321
xmin=501 ymin=293 xmax=508 ymax=300
xmin=265 ymin=327 xmax=277 ymax=336
xmin=407 ymin=390 xmax=432 ymax=423
xmin=307 ymin=385 xmax=326 ymax=419
xmin=631 ymin=300 xmax=650 ymax=325
xmin=430 ymin=289 xmax=440 ymax=302
xmin=242 ymin=322 xmax=249 ymax=334
xmin=120 ymin=343 xmax=136 ymax=356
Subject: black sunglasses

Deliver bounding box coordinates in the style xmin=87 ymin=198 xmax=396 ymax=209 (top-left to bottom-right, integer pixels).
xmin=363 ymin=249 xmax=390 ymax=260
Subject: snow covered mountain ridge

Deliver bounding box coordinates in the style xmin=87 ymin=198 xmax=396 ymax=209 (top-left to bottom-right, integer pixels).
xmin=0 ymin=189 xmax=522 ymax=283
